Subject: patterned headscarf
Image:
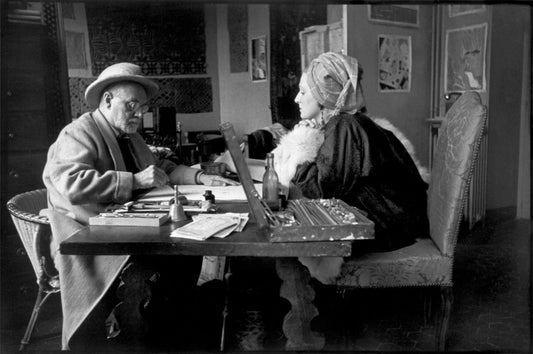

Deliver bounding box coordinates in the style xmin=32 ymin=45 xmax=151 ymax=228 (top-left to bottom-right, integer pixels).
xmin=306 ymin=52 xmax=366 ymax=116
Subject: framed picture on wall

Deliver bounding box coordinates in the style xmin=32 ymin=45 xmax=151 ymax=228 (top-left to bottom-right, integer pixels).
xmin=378 ymin=34 xmax=412 ymax=92
xmin=251 ymin=35 xmax=267 ymax=82
xmin=368 ymin=5 xmax=419 ymax=28
xmin=299 ymin=22 xmax=345 ymax=72
xmin=444 ymin=23 xmax=488 ymax=92
xmin=449 ymin=5 xmax=486 ymax=18
xmin=66 ymin=31 xmax=89 ymax=70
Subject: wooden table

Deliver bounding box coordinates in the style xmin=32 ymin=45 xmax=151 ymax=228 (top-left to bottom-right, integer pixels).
xmin=60 ymin=204 xmax=371 ymax=350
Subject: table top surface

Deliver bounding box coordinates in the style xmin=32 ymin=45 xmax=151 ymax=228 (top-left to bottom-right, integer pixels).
xmin=60 ymin=203 xmax=372 ymax=258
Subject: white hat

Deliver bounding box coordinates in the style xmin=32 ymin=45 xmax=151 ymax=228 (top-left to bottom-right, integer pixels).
xmin=84 ymin=62 xmax=159 ymax=108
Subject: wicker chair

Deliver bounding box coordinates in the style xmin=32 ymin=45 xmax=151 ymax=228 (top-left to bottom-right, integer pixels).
xmin=6 ymin=188 xmax=60 ymax=351
xmin=334 ymin=91 xmax=487 ymax=351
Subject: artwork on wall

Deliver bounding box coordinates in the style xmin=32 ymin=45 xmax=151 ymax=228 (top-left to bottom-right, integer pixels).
xmin=368 ymin=5 xmax=419 ymax=28
xmin=86 ymin=3 xmax=206 ymax=76
xmin=378 ymin=34 xmax=411 ymax=92
xmin=251 ymin=36 xmax=267 ymax=82
xmin=66 ymin=31 xmax=88 ymax=70
xmin=299 ymin=25 xmax=328 ymax=71
xmin=449 ymin=5 xmax=486 ymax=18
xmin=228 ymin=4 xmax=248 ymax=73
xmin=445 ymin=23 xmax=488 ymax=92
xmin=299 ymin=22 xmax=344 ymax=72
xmin=69 ymin=77 xmax=213 ymax=119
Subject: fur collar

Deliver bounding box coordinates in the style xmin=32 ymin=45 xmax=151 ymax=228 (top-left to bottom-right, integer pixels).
xmin=271 ymin=116 xmax=429 ymax=284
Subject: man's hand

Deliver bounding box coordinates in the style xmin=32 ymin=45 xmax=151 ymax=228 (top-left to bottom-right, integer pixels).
xmin=133 ymin=165 xmax=169 ymax=189
xmin=199 ymin=173 xmax=240 ymax=186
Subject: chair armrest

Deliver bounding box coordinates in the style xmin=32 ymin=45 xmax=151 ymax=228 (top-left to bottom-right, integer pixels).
xmin=33 ymin=223 xmax=59 ymax=282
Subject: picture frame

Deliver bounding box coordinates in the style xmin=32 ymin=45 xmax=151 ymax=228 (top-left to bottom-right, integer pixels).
xmin=299 ymin=25 xmax=328 ymax=72
xmin=378 ymin=34 xmax=412 ymax=92
xmin=449 ymin=5 xmax=486 ymax=18
xmin=299 ymin=21 xmax=345 ymax=72
xmin=251 ymin=35 xmax=267 ymax=82
xmin=368 ymin=5 xmax=419 ymax=28
xmin=444 ymin=23 xmax=488 ymax=92
xmin=66 ymin=31 xmax=88 ymax=70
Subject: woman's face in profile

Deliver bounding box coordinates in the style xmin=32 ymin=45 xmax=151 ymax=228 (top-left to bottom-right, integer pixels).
xmin=294 ymin=73 xmax=321 ymax=121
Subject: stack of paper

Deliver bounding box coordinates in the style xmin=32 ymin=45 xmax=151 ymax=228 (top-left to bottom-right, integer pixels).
xmin=170 ymin=213 xmax=249 ymax=240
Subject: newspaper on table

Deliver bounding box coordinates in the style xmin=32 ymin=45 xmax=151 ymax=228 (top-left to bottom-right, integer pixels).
xmin=170 ymin=213 xmax=249 ymax=240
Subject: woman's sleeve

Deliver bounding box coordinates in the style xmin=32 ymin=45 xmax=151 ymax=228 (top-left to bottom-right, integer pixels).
xmin=292 ymin=118 xmax=368 ymax=199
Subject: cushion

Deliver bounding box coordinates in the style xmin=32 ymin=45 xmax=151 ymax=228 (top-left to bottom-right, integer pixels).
xmin=335 ymin=238 xmax=453 ymax=288
xmin=428 ymin=92 xmax=487 ymax=256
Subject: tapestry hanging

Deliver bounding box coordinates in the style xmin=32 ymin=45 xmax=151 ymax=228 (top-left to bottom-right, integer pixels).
xmin=86 ymin=3 xmax=206 ymax=76
xmin=69 ymin=77 xmax=213 ymax=119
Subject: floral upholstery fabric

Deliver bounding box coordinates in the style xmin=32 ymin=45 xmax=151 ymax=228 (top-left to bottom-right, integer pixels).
xmin=428 ymin=92 xmax=486 ymax=256
xmin=335 ymin=238 xmax=452 ymax=287
xmin=336 ymin=91 xmax=486 ymax=288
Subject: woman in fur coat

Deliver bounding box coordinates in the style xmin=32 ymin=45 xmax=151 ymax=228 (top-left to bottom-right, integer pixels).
xmin=271 ymin=52 xmax=429 ymax=283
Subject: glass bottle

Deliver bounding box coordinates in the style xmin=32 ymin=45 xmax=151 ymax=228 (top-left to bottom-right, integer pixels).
xmin=262 ymin=153 xmax=279 ymax=210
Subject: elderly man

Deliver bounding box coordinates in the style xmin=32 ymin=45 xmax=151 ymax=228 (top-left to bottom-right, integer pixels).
xmin=43 ymin=62 xmax=235 ymax=349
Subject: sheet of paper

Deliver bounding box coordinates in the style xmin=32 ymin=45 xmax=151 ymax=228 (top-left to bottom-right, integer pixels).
xmin=170 ymin=216 xmax=238 ymax=240
xmin=178 ymin=184 xmax=262 ymax=202
xmin=215 ymin=150 xmax=265 ymax=182
xmin=134 ymin=185 xmax=174 ymax=203
xmin=192 ymin=213 xmax=249 ymax=237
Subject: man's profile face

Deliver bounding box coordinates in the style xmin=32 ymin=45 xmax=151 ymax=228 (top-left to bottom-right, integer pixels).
xmin=106 ymin=83 xmax=148 ymax=134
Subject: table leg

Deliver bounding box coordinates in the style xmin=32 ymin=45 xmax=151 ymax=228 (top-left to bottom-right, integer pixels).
xmin=110 ymin=261 xmax=157 ymax=344
xmin=275 ymin=257 xmax=325 ymax=351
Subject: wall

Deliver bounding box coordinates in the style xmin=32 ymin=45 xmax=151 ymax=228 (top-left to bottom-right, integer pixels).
xmin=486 ymin=5 xmax=529 ymax=210
xmin=217 ymin=4 xmax=272 ymax=139
xmin=65 ymin=4 xmax=220 ymax=134
xmin=345 ymin=5 xmax=434 ymax=167
xmin=177 ymin=5 xmax=220 ymax=133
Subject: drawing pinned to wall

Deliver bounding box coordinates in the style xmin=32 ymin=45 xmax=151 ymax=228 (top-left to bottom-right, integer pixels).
xmin=251 ymin=36 xmax=267 ymax=82
xmin=378 ymin=34 xmax=411 ymax=92
xmin=445 ymin=23 xmax=487 ymax=92
xmin=449 ymin=5 xmax=485 ymax=17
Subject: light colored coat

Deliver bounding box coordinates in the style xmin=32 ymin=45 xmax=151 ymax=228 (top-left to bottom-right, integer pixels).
xmin=42 ymin=109 xmax=197 ymax=349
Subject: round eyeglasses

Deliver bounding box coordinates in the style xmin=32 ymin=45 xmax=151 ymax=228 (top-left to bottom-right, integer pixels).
xmin=125 ymin=101 xmax=149 ymax=114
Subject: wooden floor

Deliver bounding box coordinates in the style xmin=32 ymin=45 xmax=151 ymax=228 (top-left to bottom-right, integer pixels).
xmin=1 ymin=209 xmax=530 ymax=352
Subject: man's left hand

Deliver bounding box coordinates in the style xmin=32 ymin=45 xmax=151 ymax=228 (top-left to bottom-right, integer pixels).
xmin=199 ymin=173 xmax=240 ymax=186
